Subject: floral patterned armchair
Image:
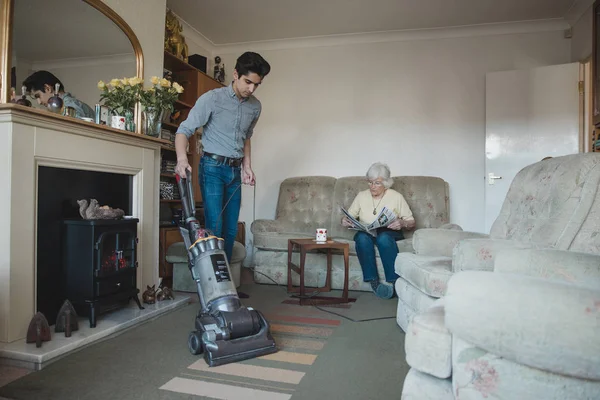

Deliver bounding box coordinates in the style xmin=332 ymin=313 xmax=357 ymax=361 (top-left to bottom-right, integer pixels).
xmin=400 ymin=153 xmax=600 ymax=399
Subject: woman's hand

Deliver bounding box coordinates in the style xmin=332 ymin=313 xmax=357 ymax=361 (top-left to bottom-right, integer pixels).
xmin=341 ymin=216 xmax=353 ymax=227
xmin=387 ymin=219 xmax=404 ymax=230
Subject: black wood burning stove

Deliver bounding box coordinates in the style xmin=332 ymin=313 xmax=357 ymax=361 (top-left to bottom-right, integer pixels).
xmin=61 ymin=218 xmax=144 ymax=328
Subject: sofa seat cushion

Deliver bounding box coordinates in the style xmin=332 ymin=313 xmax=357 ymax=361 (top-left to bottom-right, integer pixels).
xmin=396 ymin=295 xmax=417 ymax=332
xmin=395 ymin=277 xmax=436 ymax=314
xmin=401 ymin=369 xmax=453 ymax=400
xmin=166 ymin=241 xmax=246 ymax=264
xmin=446 ymin=271 xmax=600 ymax=380
xmin=452 ymin=337 xmax=600 ymax=400
xmin=253 ymin=231 xmax=314 ymax=251
xmin=405 ymin=300 xmax=452 ymax=379
xmin=395 ymin=253 xmax=453 ymax=298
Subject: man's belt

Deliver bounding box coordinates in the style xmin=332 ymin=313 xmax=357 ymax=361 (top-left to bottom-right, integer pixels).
xmin=203 ymin=152 xmax=243 ymax=167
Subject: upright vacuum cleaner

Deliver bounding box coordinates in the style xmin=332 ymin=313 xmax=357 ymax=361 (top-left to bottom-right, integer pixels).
xmin=176 ymin=171 xmax=277 ymax=367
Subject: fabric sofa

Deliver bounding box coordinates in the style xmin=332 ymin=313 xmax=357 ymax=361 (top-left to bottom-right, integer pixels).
xmin=394 ymin=153 xmax=600 ymax=331
xmin=400 ymin=153 xmax=600 ymax=399
xmin=251 ymin=175 xmax=458 ymax=292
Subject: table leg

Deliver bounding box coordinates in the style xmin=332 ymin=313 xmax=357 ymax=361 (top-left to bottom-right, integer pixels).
xmin=287 ymin=240 xmax=293 ymax=292
xmin=300 ymin=247 xmax=306 ymax=300
xmin=342 ymin=245 xmax=349 ymax=301
xmin=325 ymin=248 xmax=332 ymax=291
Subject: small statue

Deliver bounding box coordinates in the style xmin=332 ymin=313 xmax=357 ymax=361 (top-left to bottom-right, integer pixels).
xmin=77 ymin=199 xmax=125 ymax=220
xmin=156 ymin=286 xmax=175 ymax=301
xmin=26 ymin=312 xmax=51 ymax=348
xmin=164 ymin=9 xmax=189 ymax=62
xmin=55 ymin=299 xmax=79 ymax=338
xmin=218 ymin=64 xmax=225 ymax=84
xmin=214 ymin=56 xmax=222 ymax=81
xmin=142 ymin=285 xmax=157 ymax=304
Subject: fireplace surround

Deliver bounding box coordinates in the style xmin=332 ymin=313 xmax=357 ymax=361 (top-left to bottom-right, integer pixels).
xmin=0 ymin=104 xmax=165 ymax=343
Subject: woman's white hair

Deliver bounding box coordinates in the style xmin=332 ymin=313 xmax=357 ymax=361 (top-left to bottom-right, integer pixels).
xmin=366 ymin=162 xmax=394 ymax=188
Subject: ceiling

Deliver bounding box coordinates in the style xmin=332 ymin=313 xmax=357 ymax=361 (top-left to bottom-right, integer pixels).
xmin=166 ymin=0 xmax=577 ymax=45
xmin=13 ymin=0 xmax=132 ymax=62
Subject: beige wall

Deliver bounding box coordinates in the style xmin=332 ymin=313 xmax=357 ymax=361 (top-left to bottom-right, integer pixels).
xmin=216 ymin=29 xmax=570 ymax=236
xmin=100 ymin=0 xmax=167 ymax=81
xmin=571 ymin=5 xmax=593 ymax=62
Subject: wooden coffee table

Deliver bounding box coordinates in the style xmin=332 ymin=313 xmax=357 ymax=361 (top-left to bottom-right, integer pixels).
xmin=287 ymin=238 xmax=350 ymax=306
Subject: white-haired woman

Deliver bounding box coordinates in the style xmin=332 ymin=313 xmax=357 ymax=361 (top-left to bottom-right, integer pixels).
xmin=341 ymin=162 xmax=416 ymax=299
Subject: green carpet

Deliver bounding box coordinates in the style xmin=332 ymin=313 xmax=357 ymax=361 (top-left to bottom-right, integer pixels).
xmin=0 ymin=284 xmax=409 ymax=400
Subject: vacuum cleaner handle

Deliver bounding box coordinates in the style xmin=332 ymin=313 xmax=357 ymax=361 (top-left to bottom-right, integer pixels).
xmin=176 ymin=169 xmax=195 ymax=221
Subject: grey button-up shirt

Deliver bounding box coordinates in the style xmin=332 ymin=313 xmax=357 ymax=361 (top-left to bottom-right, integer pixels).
xmin=63 ymin=92 xmax=95 ymax=119
xmin=176 ymin=84 xmax=262 ymax=159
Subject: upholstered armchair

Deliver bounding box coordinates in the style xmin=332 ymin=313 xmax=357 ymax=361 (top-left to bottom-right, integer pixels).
xmin=402 ymin=247 xmax=600 ymax=399
xmin=394 ymin=153 xmax=600 ymax=331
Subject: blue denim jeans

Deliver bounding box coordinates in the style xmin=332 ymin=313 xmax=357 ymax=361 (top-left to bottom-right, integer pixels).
xmin=198 ymin=155 xmax=242 ymax=262
xmin=354 ymin=229 xmax=404 ymax=283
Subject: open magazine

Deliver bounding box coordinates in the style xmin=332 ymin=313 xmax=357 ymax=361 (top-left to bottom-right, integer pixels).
xmin=341 ymin=206 xmax=398 ymax=237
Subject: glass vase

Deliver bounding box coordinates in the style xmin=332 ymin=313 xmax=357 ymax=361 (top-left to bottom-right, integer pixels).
xmin=124 ymin=109 xmax=135 ymax=132
xmin=143 ymin=106 xmax=163 ymax=137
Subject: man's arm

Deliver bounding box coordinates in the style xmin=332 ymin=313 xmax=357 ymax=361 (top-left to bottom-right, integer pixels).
xmin=241 ymin=138 xmax=255 ymax=185
xmin=175 ymin=92 xmax=212 ymax=177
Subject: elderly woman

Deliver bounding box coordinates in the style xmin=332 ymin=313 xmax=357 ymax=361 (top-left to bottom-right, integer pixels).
xmin=341 ymin=162 xmax=416 ymax=299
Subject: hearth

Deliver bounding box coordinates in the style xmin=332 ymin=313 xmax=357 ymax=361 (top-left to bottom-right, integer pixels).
xmin=61 ymin=218 xmax=143 ymax=328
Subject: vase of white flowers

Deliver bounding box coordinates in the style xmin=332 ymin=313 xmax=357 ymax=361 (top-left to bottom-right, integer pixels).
xmin=139 ymin=76 xmax=184 ymax=137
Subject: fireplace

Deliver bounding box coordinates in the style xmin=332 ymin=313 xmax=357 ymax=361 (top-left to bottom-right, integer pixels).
xmin=37 ymin=166 xmax=133 ymax=325
xmin=61 ymin=218 xmax=143 ymax=328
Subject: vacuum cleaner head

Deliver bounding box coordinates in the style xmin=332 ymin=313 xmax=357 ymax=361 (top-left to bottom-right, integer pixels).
xmin=176 ymin=171 xmax=277 ymax=366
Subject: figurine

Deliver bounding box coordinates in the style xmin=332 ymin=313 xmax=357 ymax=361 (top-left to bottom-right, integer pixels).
xmin=142 ymin=285 xmax=157 ymax=304
xmin=164 ymin=9 xmax=189 ymax=62
xmin=26 ymin=312 xmax=51 ymax=348
xmin=214 ymin=56 xmax=222 ymax=81
xmin=156 ymin=286 xmax=175 ymax=301
xmin=77 ymin=199 xmax=125 ymax=220
xmin=55 ymin=299 xmax=79 ymax=338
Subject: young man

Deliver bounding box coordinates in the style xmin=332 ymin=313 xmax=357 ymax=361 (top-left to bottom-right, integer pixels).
xmin=175 ymin=52 xmax=271 ymax=262
xmin=22 ymin=70 xmax=95 ymax=119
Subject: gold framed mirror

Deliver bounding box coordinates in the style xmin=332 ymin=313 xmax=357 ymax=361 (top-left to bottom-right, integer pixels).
xmin=0 ymin=0 xmax=144 ymax=133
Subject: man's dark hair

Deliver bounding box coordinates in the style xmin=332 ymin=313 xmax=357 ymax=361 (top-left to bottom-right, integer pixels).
xmin=22 ymin=71 xmax=64 ymax=93
xmin=235 ymin=52 xmax=271 ymax=78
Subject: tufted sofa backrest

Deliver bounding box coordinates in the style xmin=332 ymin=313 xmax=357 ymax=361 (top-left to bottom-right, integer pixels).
xmin=275 ymin=176 xmax=337 ymax=234
xmin=490 ymin=153 xmax=600 ymax=253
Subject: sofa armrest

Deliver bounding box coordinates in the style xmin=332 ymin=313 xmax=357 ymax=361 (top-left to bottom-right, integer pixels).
xmin=494 ymin=248 xmax=600 ymax=287
xmin=445 ymin=271 xmax=600 ymax=380
xmin=452 ymin=238 xmax=530 ymax=273
xmin=413 ymin=228 xmax=489 ymax=257
xmin=438 ymin=223 xmax=463 ymax=231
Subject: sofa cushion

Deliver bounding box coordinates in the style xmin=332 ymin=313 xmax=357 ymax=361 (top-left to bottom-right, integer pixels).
xmin=395 ymin=277 xmax=436 ymax=313
xmin=405 ymin=299 xmax=452 ymax=379
xmin=396 ymin=296 xmax=417 ymax=333
xmin=275 ymin=176 xmax=337 ymax=233
xmin=166 ymin=241 xmax=246 ymax=264
xmin=452 ymin=336 xmax=600 ymax=400
xmin=395 ymin=253 xmax=453 ymax=298
xmin=401 ymin=369 xmax=453 ymax=400
xmin=445 ymin=271 xmax=600 ymax=380
xmin=490 ymin=153 xmax=600 ymax=251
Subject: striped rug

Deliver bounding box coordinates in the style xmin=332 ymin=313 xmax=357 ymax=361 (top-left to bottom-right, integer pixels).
xmin=159 ymin=303 xmax=347 ymax=399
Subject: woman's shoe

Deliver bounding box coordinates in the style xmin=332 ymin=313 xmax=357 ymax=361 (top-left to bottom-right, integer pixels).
xmin=374 ymin=282 xmax=394 ymax=299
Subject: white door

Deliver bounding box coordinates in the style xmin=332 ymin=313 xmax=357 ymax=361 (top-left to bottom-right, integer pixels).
xmin=485 ymin=63 xmax=581 ymax=232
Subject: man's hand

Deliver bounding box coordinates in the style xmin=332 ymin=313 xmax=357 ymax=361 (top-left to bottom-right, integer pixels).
xmin=242 ymin=165 xmax=255 ymax=185
xmin=175 ymin=157 xmax=192 ymax=178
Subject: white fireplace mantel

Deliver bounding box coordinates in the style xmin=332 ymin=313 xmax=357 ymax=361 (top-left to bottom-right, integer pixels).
xmin=0 ymin=104 xmax=166 ymax=343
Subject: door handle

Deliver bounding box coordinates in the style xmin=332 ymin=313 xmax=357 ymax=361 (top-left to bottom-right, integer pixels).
xmin=488 ymin=173 xmax=503 ymax=185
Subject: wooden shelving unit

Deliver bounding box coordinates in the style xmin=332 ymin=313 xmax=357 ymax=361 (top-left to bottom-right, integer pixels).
xmin=159 ymin=50 xmax=226 ymax=287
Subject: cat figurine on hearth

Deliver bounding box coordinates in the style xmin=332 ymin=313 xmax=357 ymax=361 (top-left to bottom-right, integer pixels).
xmin=77 ymin=199 xmax=125 ymax=220
xmin=142 ymin=285 xmax=157 ymax=304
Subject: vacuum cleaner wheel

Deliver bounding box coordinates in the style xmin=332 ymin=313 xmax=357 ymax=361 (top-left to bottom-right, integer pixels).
xmin=188 ymin=330 xmax=203 ymax=355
